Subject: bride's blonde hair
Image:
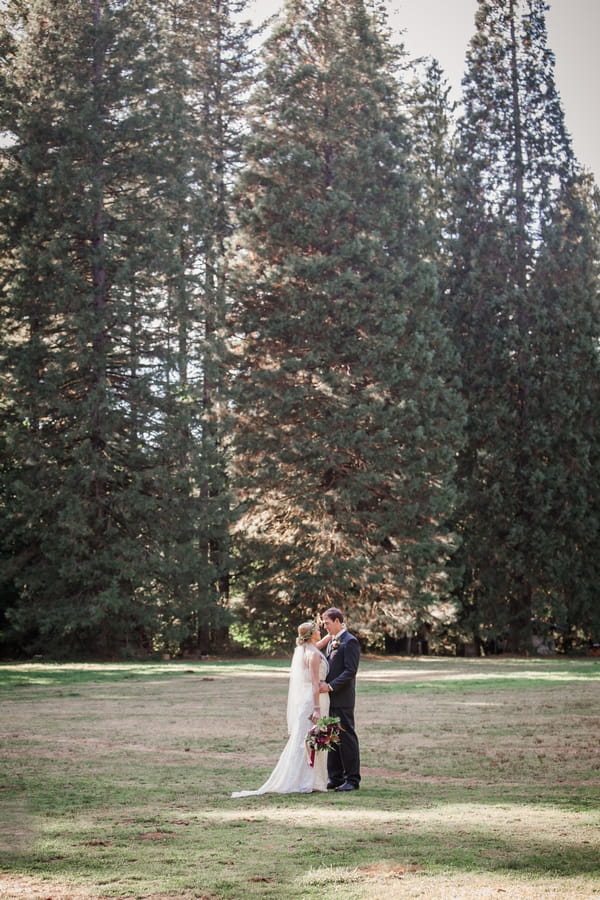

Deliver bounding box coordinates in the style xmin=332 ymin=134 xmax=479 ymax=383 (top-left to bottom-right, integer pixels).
xmin=296 ymin=621 xmax=318 ymax=645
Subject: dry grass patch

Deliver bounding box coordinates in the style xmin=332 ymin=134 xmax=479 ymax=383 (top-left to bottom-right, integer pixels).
xmin=0 ymin=657 xmax=599 ymax=899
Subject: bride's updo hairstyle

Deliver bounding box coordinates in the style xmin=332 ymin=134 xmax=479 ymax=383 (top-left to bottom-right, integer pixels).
xmin=296 ymin=621 xmax=318 ymax=646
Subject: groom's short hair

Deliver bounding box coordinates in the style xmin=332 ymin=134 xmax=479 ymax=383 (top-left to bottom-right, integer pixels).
xmin=323 ymin=607 xmax=344 ymax=622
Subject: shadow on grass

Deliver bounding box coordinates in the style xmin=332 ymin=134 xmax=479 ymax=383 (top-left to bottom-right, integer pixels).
xmin=0 ymin=659 xmax=292 ymax=693
xmin=3 ymin=805 xmax=600 ymax=884
xmin=2 ymin=786 xmax=598 ymax=889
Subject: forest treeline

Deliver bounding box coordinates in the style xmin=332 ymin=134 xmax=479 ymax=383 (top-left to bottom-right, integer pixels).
xmin=1 ymin=0 xmax=598 ymax=659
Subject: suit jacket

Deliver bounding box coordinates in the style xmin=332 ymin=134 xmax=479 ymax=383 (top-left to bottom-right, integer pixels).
xmin=325 ymin=629 xmax=360 ymax=709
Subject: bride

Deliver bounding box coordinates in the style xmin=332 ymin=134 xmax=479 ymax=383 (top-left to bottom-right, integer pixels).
xmin=231 ymin=621 xmax=330 ymax=796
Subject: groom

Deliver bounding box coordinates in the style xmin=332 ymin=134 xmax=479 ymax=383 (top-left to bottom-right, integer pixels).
xmin=319 ymin=607 xmax=361 ymax=791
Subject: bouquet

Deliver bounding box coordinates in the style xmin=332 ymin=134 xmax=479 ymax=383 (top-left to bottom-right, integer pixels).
xmin=305 ymin=715 xmax=343 ymax=768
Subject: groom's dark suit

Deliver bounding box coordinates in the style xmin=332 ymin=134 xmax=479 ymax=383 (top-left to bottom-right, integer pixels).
xmin=326 ymin=629 xmax=361 ymax=788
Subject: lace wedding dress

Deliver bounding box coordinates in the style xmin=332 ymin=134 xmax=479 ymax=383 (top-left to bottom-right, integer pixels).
xmin=231 ymin=646 xmax=330 ymax=796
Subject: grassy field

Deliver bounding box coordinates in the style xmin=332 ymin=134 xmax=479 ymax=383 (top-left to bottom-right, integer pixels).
xmin=0 ymin=655 xmax=599 ymax=899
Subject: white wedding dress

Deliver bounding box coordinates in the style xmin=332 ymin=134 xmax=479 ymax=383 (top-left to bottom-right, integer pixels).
xmin=231 ymin=646 xmax=330 ymax=796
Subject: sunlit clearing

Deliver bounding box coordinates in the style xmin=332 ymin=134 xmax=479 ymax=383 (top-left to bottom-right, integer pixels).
xmin=210 ymin=803 xmax=595 ymax=843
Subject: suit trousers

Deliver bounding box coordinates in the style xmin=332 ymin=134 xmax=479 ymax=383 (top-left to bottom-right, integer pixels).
xmin=327 ymin=704 xmax=360 ymax=787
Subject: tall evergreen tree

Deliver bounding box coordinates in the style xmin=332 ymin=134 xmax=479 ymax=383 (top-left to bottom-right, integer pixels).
xmin=142 ymin=0 xmax=255 ymax=653
xmin=404 ymin=57 xmax=456 ymax=268
xmin=0 ymin=0 xmax=252 ymax=656
xmin=231 ymin=0 xmax=465 ymax=641
xmin=528 ymin=176 xmax=600 ymax=648
xmin=448 ymin=0 xmax=600 ymax=652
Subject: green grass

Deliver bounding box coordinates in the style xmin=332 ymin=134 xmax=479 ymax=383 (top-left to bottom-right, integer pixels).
xmin=0 ymin=659 xmax=287 ymax=692
xmin=1 ymin=656 xmax=599 ymax=899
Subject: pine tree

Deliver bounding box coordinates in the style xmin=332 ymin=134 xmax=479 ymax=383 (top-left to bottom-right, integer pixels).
xmin=0 ymin=0 xmax=252 ymax=655
xmin=0 ymin=0 xmax=174 ymax=654
xmin=528 ymin=177 xmax=600 ymax=648
xmin=448 ymin=0 xmax=600 ymax=652
xmin=148 ymin=0 xmax=255 ymax=653
xmin=230 ymin=0 xmax=465 ymax=642
xmin=404 ymin=57 xmax=456 ymax=268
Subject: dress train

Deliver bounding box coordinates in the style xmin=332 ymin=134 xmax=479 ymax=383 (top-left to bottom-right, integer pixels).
xmin=231 ymin=648 xmax=329 ymax=796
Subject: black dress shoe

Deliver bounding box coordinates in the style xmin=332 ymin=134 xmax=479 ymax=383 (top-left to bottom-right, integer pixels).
xmin=327 ymin=781 xmax=343 ymax=790
xmin=335 ymin=781 xmax=359 ymax=791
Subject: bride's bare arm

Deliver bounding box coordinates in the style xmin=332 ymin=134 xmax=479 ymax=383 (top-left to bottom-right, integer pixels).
xmin=316 ymin=633 xmax=331 ymax=650
xmin=309 ymin=650 xmax=321 ymax=718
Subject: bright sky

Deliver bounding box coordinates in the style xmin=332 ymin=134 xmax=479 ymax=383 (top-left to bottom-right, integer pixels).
xmin=246 ymin=0 xmax=600 ymax=182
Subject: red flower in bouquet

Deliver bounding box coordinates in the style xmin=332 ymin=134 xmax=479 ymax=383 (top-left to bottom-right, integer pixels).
xmin=305 ymin=716 xmax=343 ymax=768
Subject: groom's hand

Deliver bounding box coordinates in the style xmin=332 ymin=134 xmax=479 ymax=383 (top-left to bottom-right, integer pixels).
xmin=319 ymin=681 xmax=331 ymax=693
